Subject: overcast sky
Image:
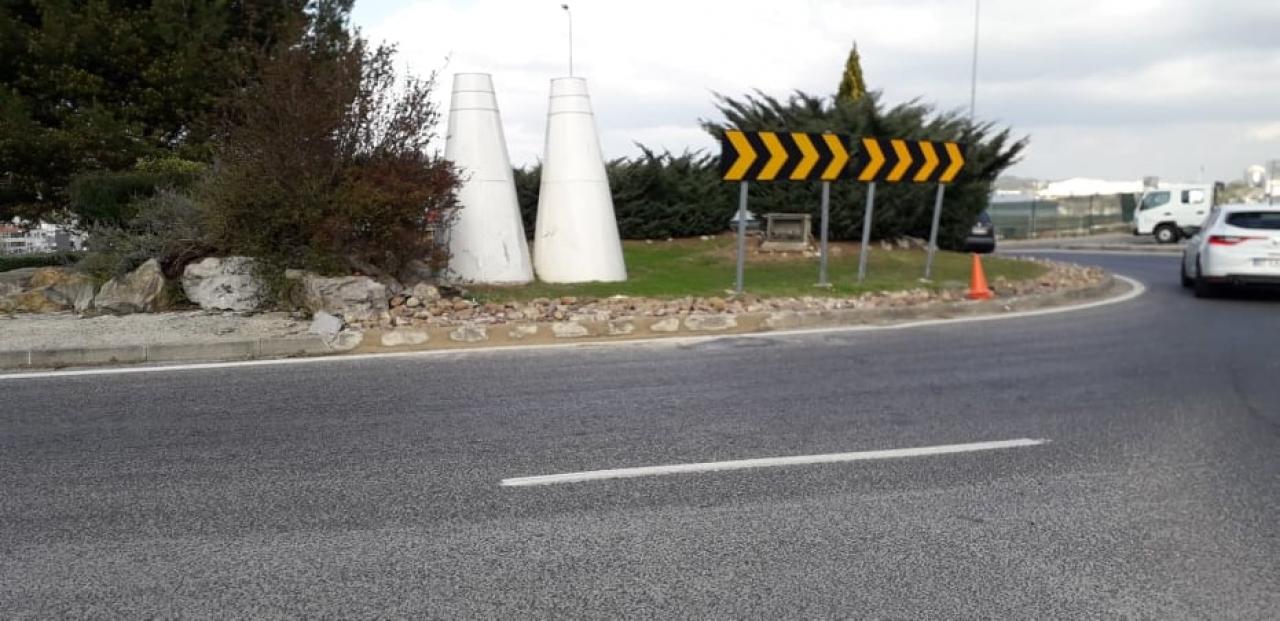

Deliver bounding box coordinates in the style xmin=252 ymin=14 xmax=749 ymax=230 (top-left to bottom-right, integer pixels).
xmin=354 ymin=0 xmax=1280 ymax=183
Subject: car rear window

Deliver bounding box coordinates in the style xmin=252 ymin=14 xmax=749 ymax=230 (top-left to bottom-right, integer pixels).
xmin=1225 ymin=212 xmax=1280 ymax=230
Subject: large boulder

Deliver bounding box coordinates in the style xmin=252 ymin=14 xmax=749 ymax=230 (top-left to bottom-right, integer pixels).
xmin=29 ymin=267 xmax=97 ymax=312
xmin=0 ymin=268 xmax=96 ymax=313
xmin=298 ymin=273 xmax=388 ymax=322
xmin=0 ymin=290 xmax=63 ymax=313
xmin=0 ymin=267 xmax=38 ymax=290
xmin=182 ymin=256 xmax=266 ymax=312
xmin=95 ymin=259 xmax=166 ymax=314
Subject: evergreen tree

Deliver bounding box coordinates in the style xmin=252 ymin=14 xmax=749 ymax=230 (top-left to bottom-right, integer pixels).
xmin=703 ymin=89 xmax=1025 ymax=248
xmin=0 ymin=0 xmax=308 ymax=222
xmin=836 ymin=42 xmax=868 ymax=103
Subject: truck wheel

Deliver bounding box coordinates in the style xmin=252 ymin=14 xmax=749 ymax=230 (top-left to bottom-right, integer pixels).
xmin=1154 ymin=224 xmax=1179 ymax=244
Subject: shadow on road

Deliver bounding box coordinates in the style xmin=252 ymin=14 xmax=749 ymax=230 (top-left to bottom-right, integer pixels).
xmin=1196 ymin=287 xmax=1280 ymax=302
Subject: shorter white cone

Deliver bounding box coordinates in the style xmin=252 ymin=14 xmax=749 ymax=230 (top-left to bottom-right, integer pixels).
xmin=444 ymin=73 xmax=533 ymax=284
xmin=533 ymin=77 xmax=627 ymax=283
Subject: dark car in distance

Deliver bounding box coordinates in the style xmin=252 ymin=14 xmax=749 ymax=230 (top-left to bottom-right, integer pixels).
xmin=963 ymin=211 xmax=996 ymax=254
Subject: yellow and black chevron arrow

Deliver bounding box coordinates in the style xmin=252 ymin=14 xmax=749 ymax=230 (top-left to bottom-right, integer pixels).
xmin=850 ymin=138 xmax=966 ymax=184
xmin=719 ymin=131 xmax=851 ymax=182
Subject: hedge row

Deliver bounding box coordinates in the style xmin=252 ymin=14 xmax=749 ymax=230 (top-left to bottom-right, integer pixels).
xmin=514 ymin=150 xmax=734 ymax=241
xmin=511 ymin=91 xmax=1024 ymax=248
xmin=0 ymin=252 xmax=83 ymax=272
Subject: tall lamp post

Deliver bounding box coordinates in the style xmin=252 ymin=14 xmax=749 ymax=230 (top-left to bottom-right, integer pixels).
xmin=928 ymin=0 xmax=981 ymax=280
xmin=969 ymin=0 xmax=980 ymax=123
xmin=560 ymin=4 xmax=574 ymax=77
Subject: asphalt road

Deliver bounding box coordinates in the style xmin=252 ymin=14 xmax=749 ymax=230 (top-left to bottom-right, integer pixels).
xmin=3 ymin=253 xmax=1278 ymax=618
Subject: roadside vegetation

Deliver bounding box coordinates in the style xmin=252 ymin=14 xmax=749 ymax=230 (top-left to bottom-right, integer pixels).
xmin=2 ymin=1 xmax=1030 ymax=314
xmin=3 ymin=1 xmax=461 ymax=291
xmin=0 ymin=251 xmax=82 ymax=273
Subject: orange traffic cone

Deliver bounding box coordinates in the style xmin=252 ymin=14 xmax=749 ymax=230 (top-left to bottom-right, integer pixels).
xmin=967 ymin=253 xmax=994 ymax=300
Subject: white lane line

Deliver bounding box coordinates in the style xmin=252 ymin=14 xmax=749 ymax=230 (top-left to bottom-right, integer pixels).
xmin=0 ymin=275 xmax=1143 ymax=382
xmin=500 ymin=438 xmax=1048 ymax=487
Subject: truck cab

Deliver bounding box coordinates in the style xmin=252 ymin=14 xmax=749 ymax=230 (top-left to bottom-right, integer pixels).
xmin=1133 ymin=183 xmax=1215 ymax=243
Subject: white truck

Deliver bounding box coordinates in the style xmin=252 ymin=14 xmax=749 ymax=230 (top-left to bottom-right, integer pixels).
xmin=1133 ymin=183 xmax=1217 ymax=243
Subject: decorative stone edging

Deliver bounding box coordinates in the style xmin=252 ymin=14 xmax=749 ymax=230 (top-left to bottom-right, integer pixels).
xmin=351 ymin=274 xmax=1123 ymax=354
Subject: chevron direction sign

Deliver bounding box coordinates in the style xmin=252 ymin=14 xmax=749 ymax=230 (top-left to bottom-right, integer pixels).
xmin=850 ymin=138 xmax=966 ymax=184
xmin=719 ymin=130 xmax=852 ymax=182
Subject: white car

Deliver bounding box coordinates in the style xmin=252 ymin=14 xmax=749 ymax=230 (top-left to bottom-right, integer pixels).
xmin=1181 ymin=203 xmax=1280 ymax=297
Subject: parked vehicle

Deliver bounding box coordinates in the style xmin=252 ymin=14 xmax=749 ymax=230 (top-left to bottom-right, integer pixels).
xmin=1134 ymin=183 xmax=1215 ymax=243
xmin=962 ymin=211 xmax=996 ymax=254
xmin=1181 ymin=204 xmax=1280 ymax=297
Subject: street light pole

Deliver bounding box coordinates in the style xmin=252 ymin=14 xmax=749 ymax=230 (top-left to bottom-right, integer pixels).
xmin=560 ymin=4 xmax=574 ymax=77
xmin=969 ymin=0 xmax=980 ymax=123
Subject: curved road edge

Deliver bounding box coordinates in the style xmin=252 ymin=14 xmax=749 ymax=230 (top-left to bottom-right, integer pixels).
xmin=0 ymin=274 xmax=1145 ymax=381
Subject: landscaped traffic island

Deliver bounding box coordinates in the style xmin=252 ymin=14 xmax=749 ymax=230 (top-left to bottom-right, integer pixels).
xmin=0 ymin=237 xmax=1114 ymax=369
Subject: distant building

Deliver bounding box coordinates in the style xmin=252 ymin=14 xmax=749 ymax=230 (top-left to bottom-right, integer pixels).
xmin=1038 ymin=177 xmax=1144 ymax=198
xmin=1245 ymin=165 xmax=1267 ymax=188
xmin=0 ymin=221 xmax=83 ymax=255
xmin=1270 ymin=160 xmax=1280 ymax=200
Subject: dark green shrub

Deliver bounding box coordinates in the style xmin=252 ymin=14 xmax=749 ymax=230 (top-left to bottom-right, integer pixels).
xmin=511 ymin=91 xmax=1022 ymax=247
xmin=77 ymin=189 xmax=209 ymax=281
xmin=67 ymin=165 xmax=202 ymax=226
xmin=703 ymin=90 xmax=1026 ymax=248
xmin=513 ymin=163 xmax=541 ymax=237
xmin=0 ymin=251 xmax=83 ymax=272
xmin=610 ymin=149 xmax=731 ymax=239
xmin=513 ymin=150 xmax=731 ymax=240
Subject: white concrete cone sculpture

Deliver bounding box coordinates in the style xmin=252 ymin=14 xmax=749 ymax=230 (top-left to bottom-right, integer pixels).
xmin=444 ymin=73 xmax=533 ymax=284
xmin=533 ymin=77 xmax=627 ymax=282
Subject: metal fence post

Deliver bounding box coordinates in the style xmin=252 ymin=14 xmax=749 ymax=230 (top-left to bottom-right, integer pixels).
xmin=1087 ymin=194 xmax=1096 ymax=233
xmin=1029 ymin=198 xmax=1037 ymax=239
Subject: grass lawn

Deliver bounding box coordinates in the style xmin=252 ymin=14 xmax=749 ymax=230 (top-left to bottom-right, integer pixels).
xmin=470 ymin=237 xmax=1045 ymax=302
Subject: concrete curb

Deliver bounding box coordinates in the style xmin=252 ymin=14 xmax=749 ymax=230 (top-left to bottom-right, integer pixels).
xmin=1 ymin=277 xmax=1128 ymax=371
xmin=0 ymin=336 xmax=347 ymax=370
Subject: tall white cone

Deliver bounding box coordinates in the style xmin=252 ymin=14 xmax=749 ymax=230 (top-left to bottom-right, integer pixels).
xmin=444 ymin=73 xmax=533 ymax=284
xmin=533 ymin=77 xmax=627 ymax=283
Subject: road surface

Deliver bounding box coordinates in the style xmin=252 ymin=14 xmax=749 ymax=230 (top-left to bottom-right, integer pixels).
xmin=2 ymin=253 xmax=1278 ymax=618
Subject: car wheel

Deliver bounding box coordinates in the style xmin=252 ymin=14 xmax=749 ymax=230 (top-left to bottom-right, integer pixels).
xmin=1180 ymin=260 xmax=1193 ymax=288
xmin=1193 ymin=260 xmax=1216 ymax=298
xmin=1155 ymin=224 xmax=1179 ymax=244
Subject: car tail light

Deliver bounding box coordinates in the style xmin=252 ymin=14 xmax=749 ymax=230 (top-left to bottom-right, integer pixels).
xmin=1208 ymin=235 xmax=1264 ymax=246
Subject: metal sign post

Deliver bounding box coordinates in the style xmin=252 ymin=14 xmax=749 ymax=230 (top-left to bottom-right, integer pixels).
xmin=720 ymin=130 xmax=852 ymax=294
xmin=735 ymin=181 xmax=748 ymax=294
xmin=857 ymin=182 xmax=877 ymax=282
xmin=817 ymin=181 xmax=831 ymax=287
xmin=849 ymin=137 xmax=966 ymax=283
xmin=923 ymin=183 xmax=946 ymax=280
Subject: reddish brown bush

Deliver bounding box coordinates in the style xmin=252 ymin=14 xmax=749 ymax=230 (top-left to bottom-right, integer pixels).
xmin=202 ymin=3 xmax=459 ymax=278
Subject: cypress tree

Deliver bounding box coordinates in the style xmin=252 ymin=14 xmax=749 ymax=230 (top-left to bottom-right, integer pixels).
xmin=836 ymin=42 xmax=868 ymax=103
